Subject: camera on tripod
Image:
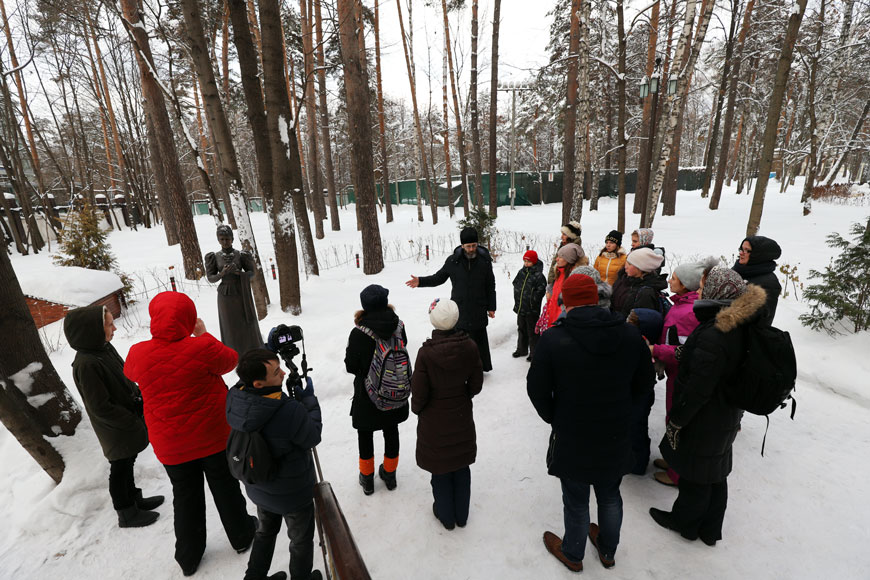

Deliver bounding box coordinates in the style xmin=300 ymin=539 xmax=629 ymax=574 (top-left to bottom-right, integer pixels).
xmin=266 ymin=324 xmax=311 ymax=396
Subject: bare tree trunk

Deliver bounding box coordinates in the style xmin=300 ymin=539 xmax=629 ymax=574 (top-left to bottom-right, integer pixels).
xmin=442 ymin=0 xmax=470 ymax=217
xmin=634 ymin=1 xmax=661 ymax=215
xmin=441 ymin=21 xmax=454 ymax=218
xmin=616 ymin=0 xmax=627 ymax=232
xmin=396 ymin=0 xmax=437 ymax=224
xmin=181 ymin=0 xmax=270 ymax=317
xmin=119 ymin=0 xmax=203 ymax=279
xmin=314 ymin=0 xmax=341 ymax=230
xmin=258 ymin=0 xmax=320 ymax=282
xmin=300 ymin=0 xmax=326 ymax=239
xmin=710 ymin=0 xmax=754 ymax=209
xmin=824 ymin=97 xmax=870 ymax=186
xmin=799 ymin=0 xmax=827 ymax=216
xmin=372 ymin=0 xmax=393 ymax=223
xmin=561 ymin=0 xmax=581 ymax=225
xmin=222 ymin=0 xmax=230 ymax=103
xmin=0 ymin=0 xmax=46 ymax=251
xmin=338 ymin=0 xmax=384 ymax=274
xmin=570 ymin=0 xmax=590 ymax=223
xmin=470 ymin=0 xmax=484 ymax=208
xmin=746 ymin=0 xmax=808 ymax=236
xmin=0 ymin=249 xmax=82 ymax=484
xmin=191 ymin=76 xmax=226 ymax=223
xmin=487 ymin=0 xmax=502 ymax=217
xmin=701 ymin=0 xmax=739 ymax=199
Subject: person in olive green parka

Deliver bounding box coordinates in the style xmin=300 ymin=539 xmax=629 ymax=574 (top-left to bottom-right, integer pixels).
xmin=64 ymin=305 xmax=164 ymax=528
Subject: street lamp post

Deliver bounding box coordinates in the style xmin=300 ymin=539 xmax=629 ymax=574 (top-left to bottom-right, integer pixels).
xmin=638 ymin=57 xmax=661 ymax=228
xmin=638 ymin=57 xmax=677 ymax=227
xmin=497 ymin=81 xmax=532 ymax=210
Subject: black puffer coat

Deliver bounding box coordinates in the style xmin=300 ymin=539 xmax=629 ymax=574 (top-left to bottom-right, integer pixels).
xmin=64 ymin=306 xmax=149 ymax=462
xmin=732 ymin=236 xmax=782 ymax=327
xmin=412 ymin=330 xmax=483 ymax=474
xmin=344 ymin=307 xmax=410 ymax=431
xmin=610 ymin=270 xmax=668 ymax=318
xmin=417 ymin=246 xmax=496 ymax=331
xmin=225 ymin=385 xmax=321 ymax=514
xmin=512 ymin=260 xmax=547 ymax=316
xmin=527 ymin=307 xmax=655 ymax=484
xmin=660 ymin=284 xmax=768 ymax=484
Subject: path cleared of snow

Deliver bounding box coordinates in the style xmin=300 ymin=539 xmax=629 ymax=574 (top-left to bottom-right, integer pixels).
xmin=3 ymin=183 xmax=869 ymax=579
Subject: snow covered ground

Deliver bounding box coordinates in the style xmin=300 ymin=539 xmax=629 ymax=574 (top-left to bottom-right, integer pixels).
xmin=3 ymin=182 xmax=870 ymax=579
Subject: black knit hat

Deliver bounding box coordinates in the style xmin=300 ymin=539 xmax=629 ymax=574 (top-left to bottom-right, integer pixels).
xmin=360 ymin=284 xmax=389 ymax=312
xmin=460 ymin=227 xmax=479 ymax=244
xmin=605 ymin=230 xmax=623 ymax=246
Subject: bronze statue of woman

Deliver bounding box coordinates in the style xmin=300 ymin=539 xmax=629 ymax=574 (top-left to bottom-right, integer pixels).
xmin=204 ymin=225 xmax=263 ymax=355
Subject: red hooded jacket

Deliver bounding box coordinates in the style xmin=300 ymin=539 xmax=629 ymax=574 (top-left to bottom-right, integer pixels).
xmin=124 ymin=292 xmax=238 ymax=465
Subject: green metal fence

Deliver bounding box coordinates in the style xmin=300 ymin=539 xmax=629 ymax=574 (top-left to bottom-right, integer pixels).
xmin=347 ymin=168 xmax=707 ymax=207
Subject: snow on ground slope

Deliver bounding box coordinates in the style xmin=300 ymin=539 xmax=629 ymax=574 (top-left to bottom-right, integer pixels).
xmin=2 ymin=183 xmax=869 ymax=579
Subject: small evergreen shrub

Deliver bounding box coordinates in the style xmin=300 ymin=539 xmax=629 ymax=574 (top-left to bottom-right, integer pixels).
xmin=457 ymin=207 xmax=498 ymax=256
xmin=53 ymin=203 xmax=134 ymax=299
xmin=799 ymin=221 xmax=870 ymax=335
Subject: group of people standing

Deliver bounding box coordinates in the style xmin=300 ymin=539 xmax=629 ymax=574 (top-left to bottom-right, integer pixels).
xmin=522 ymin=222 xmax=783 ymax=571
xmin=58 ymin=219 xmax=784 ymax=577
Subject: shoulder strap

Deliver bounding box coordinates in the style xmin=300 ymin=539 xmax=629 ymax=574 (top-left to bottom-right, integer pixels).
xmin=356 ymin=324 xmax=377 ymax=340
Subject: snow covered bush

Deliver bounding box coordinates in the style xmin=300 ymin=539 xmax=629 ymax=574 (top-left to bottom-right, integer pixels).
xmin=799 ymin=221 xmax=870 ymax=335
xmin=53 ymin=203 xmax=133 ymax=298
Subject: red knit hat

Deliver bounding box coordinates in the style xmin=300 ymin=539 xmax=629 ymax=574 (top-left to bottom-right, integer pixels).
xmin=561 ymin=274 xmax=599 ymax=307
xmin=523 ymin=250 xmax=538 ymax=264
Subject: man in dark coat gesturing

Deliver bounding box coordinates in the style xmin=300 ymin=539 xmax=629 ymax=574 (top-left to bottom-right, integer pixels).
xmin=406 ymin=227 xmax=497 ymax=371
xmin=527 ymin=274 xmax=655 ymax=572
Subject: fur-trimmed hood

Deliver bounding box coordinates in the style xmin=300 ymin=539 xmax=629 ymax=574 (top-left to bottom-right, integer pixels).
xmin=693 ymin=284 xmax=767 ymax=333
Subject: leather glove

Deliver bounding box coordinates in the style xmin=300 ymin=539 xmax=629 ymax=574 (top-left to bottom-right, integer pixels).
xmin=666 ymin=420 xmax=681 ymax=450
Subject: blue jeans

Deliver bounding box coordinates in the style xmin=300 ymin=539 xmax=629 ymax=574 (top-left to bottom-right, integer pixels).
xmin=560 ymin=477 xmax=623 ymax=562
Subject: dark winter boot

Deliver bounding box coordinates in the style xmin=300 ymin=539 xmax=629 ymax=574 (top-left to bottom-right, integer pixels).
xmin=135 ymin=489 xmax=165 ymax=511
xmin=378 ymin=464 xmax=397 ymax=491
xmin=117 ymin=505 xmax=159 ymax=528
xmin=511 ymin=350 xmax=527 ymax=358
xmin=359 ymin=473 xmax=374 ymax=495
xmin=265 ymin=573 xmax=287 ymax=580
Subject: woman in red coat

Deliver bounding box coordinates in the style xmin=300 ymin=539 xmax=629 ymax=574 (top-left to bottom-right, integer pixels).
xmin=124 ymin=291 xmax=254 ymax=576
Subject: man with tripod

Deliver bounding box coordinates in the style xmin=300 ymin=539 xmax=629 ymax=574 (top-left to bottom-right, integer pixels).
xmin=227 ymin=347 xmax=323 ymax=580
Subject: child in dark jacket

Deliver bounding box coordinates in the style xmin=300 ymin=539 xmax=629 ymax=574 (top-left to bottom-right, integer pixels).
xmin=227 ymin=349 xmax=323 ymax=580
xmin=63 ymin=305 xmax=164 ymax=529
xmin=512 ymin=250 xmax=547 ymax=361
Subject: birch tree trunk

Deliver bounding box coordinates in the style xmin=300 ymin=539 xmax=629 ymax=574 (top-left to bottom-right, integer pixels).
xmin=180 ymin=0 xmax=270 ymax=317
xmin=338 ymin=0 xmax=384 ymax=274
xmin=746 ymin=0 xmax=808 ymax=236
xmin=442 ymin=28 xmax=454 ymax=218
xmin=646 ymin=0 xmax=715 ymax=228
xmin=119 ymin=0 xmax=204 ymax=279
xmin=488 ymin=0 xmax=502 ymax=217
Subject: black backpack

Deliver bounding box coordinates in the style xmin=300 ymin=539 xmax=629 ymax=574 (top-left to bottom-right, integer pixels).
xmin=226 ymin=428 xmax=275 ymax=485
xmin=726 ymin=324 xmax=798 ymax=454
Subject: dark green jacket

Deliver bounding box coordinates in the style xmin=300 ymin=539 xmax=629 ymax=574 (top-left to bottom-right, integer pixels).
xmin=64 ymin=306 xmax=148 ymax=461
